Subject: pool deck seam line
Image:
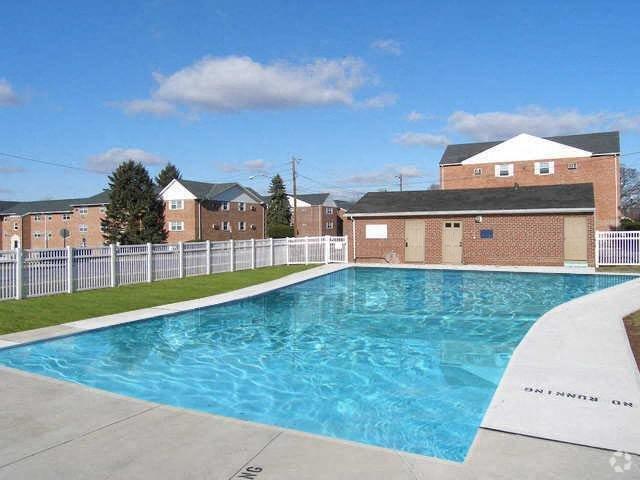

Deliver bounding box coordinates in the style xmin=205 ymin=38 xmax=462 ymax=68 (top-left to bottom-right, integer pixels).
xmin=225 ymin=431 xmax=284 ymax=480
xmin=0 ymin=404 xmax=160 ymax=470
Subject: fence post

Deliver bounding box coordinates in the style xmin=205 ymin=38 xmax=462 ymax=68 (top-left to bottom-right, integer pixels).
xmin=251 ymin=238 xmax=256 ymax=269
xmin=110 ymin=244 xmax=117 ymax=287
xmin=344 ymin=235 xmax=349 ymax=263
xmin=229 ymin=239 xmax=235 ymax=272
xmin=66 ymin=246 xmax=74 ymax=293
xmin=147 ymin=243 xmax=153 ymax=282
xmin=178 ymin=242 xmax=184 ymax=278
xmin=324 ymin=235 xmax=330 ymax=264
xmin=206 ymin=240 xmax=211 ymax=275
xmin=304 ymin=236 xmax=309 ymax=265
xmin=14 ymin=247 xmax=23 ymax=300
xmin=269 ymin=237 xmax=274 ymax=266
xmin=595 ymin=231 xmax=600 ymax=268
xmin=286 ymin=238 xmax=290 ymax=265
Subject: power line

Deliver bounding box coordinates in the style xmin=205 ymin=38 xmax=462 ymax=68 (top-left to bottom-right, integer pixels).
xmin=0 ymin=152 xmax=100 ymax=174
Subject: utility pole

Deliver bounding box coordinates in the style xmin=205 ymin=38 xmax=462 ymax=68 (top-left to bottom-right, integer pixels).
xmin=291 ymin=157 xmax=300 ymax=236
xmin=396 ymin=174 xmax=403 ymax=192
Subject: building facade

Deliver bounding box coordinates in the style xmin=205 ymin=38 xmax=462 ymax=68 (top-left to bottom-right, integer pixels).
xmin=0 ymin=180 xmax=266 ymax=250
xmin=439 ymin=132 xmax=620 ymax=230
xmin=346 ymin=184 xmax=596 ymax=267
xmin=288 ymin=193 xmax=349 ymax=237
xmin=160 ymin=179 xmax=266 ymax=243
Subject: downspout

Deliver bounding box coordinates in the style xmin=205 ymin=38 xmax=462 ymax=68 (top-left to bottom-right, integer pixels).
xmin=198 ymin=200 xmax=202 ymax=240
xmin=318 ymin=206 xmax=321 ymax=235
xmin=262 ymin=203 xmax=266 ymax=239
xmin=352 ymin=217 xmax=356 ymax=262
xmin=615 ymin=154 xmax=620 ymax=227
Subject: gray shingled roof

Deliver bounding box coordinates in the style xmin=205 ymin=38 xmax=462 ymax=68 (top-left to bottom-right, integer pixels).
xmin=178 ymin=180 xmax=262 ymax=202
xmin=440 ymin=131 xmax=620 ymax=165
xmin=0 ymin=201 xmax=17 ymax=212
xmin=0 ymin=191 xmax=111 ymax=216
xmin=297 ymin=193 xmax=330 ymax=205
xmin=335 ymin=200 xmax=354 ymax=211
xmin=348 ymin=184 xmax=594 ymax=215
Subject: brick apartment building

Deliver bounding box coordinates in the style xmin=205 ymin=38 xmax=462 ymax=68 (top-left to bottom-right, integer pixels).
xmin=160 ymin=179 xmax=266 ymax=242
xmin=439 ymin=132 xmax=620 ymax=230
xmin=0 ymin=179 xmax=266 ymax=250
xmin=0 ymin=192 xmax=110 ymax=250
xmin=288 ymin=193 xmax=351 ymax=237
xmin=345 ymin=131 xmax=620 ymax=267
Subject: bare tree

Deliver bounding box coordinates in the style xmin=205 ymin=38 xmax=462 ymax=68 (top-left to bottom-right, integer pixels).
xmin=620 ymin=165 xmax=640 ymax=211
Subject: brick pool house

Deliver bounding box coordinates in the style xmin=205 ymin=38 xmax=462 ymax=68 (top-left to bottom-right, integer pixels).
xmin=345 ymin=131 xmax=620 ymax=267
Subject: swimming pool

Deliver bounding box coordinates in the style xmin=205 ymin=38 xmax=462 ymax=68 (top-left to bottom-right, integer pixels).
xmin=0 ymin=267 xmax=634 ymax=461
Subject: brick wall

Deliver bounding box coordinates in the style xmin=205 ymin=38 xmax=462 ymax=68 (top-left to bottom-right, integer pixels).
xmin=295 ymin=206 xmax=340 ymax=236
xmin=1 ymin=216 xmax=23 ymax=250
xmin=199 ymin=200 xmax=265 ymax=241
xmin=440 ymin=155 xmax=619 ymax=230
xmin=165 ymin=199 xmax=198 ymax=243
xmin=348 ymin=213 xmax=595 ymax=266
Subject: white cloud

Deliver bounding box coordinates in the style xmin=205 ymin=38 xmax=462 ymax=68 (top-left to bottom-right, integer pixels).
xmin=446 ymin=107 xmax=640 ymax=141
xmin=371 ymin=39 xmax=402 ymax=56
xmin=360 ymin=93 xmax=397 ymax=109
xmin=0 ymin=79 xmax=20 ymax=106
xmin=340 ymin=164 xmax=423 ymax=185
xmin=87 ymin=148 xmax=164 ymax=173
xmin=406 ymin=111 xmax=424 ymax=122
xmin=393 ymin=132 xmax=450 ymax=148
xmin=122 ymin=55 xmax=371 ymax=115
xmin=218 ymin=159 xmax=269 ymax=173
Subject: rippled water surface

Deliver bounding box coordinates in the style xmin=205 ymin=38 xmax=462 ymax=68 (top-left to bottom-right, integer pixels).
xmin=0 ymin=268 xmax=634 ymax=461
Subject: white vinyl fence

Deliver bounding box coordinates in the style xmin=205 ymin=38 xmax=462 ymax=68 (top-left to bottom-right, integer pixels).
xmin=596 ymin=231 xmax=640 ymax=267
xmin=0 ymin=236 xmax=348 ymax=301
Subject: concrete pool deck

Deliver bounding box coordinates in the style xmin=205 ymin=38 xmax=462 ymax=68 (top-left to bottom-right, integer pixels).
xmin=1 ymin=263 xmax=640 ymax=478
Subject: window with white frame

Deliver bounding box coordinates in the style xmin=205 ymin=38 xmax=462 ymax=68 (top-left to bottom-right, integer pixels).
xmin=238 ymin=221 xmax=246 ymax=231
xmin=326 ymin=221 xmax=334 ymax=229
xmin=169 ymin=199 xmax=184 ymax=210
xmin=78 ymin=207 xmax=88 ymax=215
xmin=34 ymin=215 xmax=41 ymax=222
xmin=473 ymin=167 xmax=482 ymax=176
xmin=169 ymin=221 xmax=184 ymax=232
xmin=325 ymin=207 xmax=334 ymax=214
xmin=221 ymin=201 xmax=230 ymax=211
xmin=33 ymin=231 xmax=42 ymax=239
xmin=79 ymin=224 xmax=88 ymax=233
xmin=567 ymin=162 xmax=577 ymax=170
xmin=222 ymin=221 xmax=230 ymax=231
xmin=534 ymin=161 xmax=554 ymax=175
xmin=238 ymin=202 xmax=246 ymax=212
xmin=62 ymin=213 xmax=71 ymax=221
xmin=495 ymin=164 xmax=514 ymax=177
xmin=365 ymin=224 xmax=387 ymax=239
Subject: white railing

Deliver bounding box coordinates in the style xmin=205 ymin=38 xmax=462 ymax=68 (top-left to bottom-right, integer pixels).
xmin=0 ymin=236 xmax=348 ymax=301
xmin=596 ymin=231 xmax=640 ymax=266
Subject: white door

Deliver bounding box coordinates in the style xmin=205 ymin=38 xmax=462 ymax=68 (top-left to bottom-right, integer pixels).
xmin=442 ymin=222 xmax=463 ymax=264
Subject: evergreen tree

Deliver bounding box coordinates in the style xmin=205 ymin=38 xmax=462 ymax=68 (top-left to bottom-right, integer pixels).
xmin=155 ymin=162 xmax=182 ymax=189
xmin=102 ymin=161 xmax=167 ymax=244
xmin=266 ymin=174 xmax=293 ymax=237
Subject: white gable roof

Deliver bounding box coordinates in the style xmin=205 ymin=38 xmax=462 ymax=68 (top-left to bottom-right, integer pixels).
xmin=461 ymin=133 xmax=592 ymax=165
xmin=159 ymin=179 xmax=197 ymax=201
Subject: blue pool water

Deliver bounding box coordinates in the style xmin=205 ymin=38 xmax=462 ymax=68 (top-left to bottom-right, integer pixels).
xmin=0 ymin=268 xmax=634 ymax=461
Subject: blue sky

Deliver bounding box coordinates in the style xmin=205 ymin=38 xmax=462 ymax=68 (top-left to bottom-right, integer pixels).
xmin=1 ymin=0 xmax=639 ymax=201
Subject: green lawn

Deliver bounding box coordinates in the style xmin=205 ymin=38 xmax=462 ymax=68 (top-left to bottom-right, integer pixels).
xmin=0 ymin=265 xmax=317 ymax=335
